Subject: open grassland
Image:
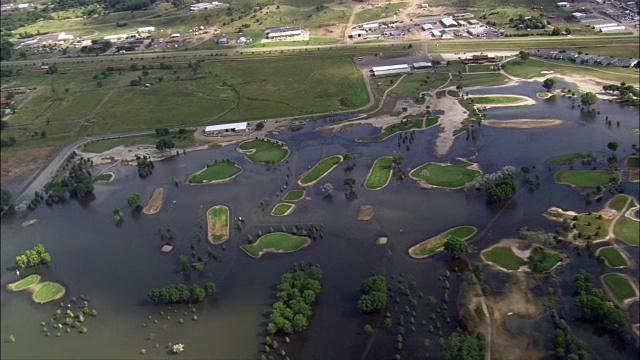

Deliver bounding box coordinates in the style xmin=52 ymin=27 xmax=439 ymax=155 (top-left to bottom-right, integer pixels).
xmin=614 ymin=217 xmax=639 ymax=246
xmin=271 ymin=203 xmax=296 ymax=216
xmin=389 ymin=72 xmax=451 ymax=99
xmin=547 ymin=152 xmax=594 ymax=166
xmin=602 ymin=273 xmax=637 ymax=302
xmin=608 ymin=194 xmax=631 ymax=212
xmin=408 ymin=226 xmax=477 ymax=259
xmin=466 ymin=64 xmax=500 ymax=73
xmin=354 ymin=2 xmax=408 ymax=24
xmin=7 ymin=275 xmax=41 ymax=291
xmin=298 ymin=155 xmax=342 ymax=186
xmin=409 ymin=161 xmax=481 ymax=189
xmin=555 ymin=170 xmax=619 ymax=188
xmin=365 ymin=156 xmax=393 ymax=190
xmin=238 ymin=139 xmax=289 ymax=164
xmin=482 ymin=247 xmax=526 ymax=271
xmin=83 ymin=132 xmax=196 ymax=153
xmin=504 ymin=58 xmax=640 ymax=84
xmin=598 ymin=247 xmax=629 ymax=268
xmin=240 ymin=232 xmax=310 ymax=258
xmin=188 ymin=162 xmax=242 ymax=184
xmin=450 ymin=73 xmax=509 ymax=88
xmin=207 ymin=205 xmax=229 ymax=244
xmin=32 ymin=282 xmax=66 ymax=304
xmin=469 ymin=96 xmax=524 ymax=104
xmin=282 ymin=190 xmax=305 ymax=201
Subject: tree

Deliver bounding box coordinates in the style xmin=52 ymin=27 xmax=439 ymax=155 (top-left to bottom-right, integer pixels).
xmin=580 ymin=92 xmax=598 ymax=111
xmin=16 ymin=255 xmax=28 ymax=269
xmin=343 ymin=152 xmax=356 ymax=167
xmin=444 ymin=235 xmax=472 ymax=259
xmin=41 ymin=253 xmax=51 ymax=264
xmin=565 ymin=27 xmax=572 ymax=35
xmin=542 ymin=78 xmax=556 ymax=91
xmin=255 ymin=121 xmax=265 ymax=131
xmin=204 ymin=282 xmax=217 ymax=295
xmin=45 ymin=65 xmax=58 ymax=74
xmin=155 ymin=128 xmax=170 ymax=136
xmin=551 ymin=27 xmax=561 ymax=36
xmin=607 ymin=141 xmax=619 ymax=154
xmin=0 ymin=188 xmax=11 ymax=210
xmin=358 ymin=275 xmax=387 ymax=313
xmin=179 ymin=255 xmax=189 ymax=272
xmin=518 ymin=50 xmax=530 ymax=61
xmin=344 ymin=177 xmax=356 ymax=192
xmin=127 ymin=192 xmax=141 ymax=207
xmin=441 ymin=329 xmax=483 ymax=360
xmin=391 ymin=152 xmax=405 ymax=169
xmin=190 ymin=284 xmax=206 ymax=302
xmin=155 ymin=138 xmax=175 ymax=151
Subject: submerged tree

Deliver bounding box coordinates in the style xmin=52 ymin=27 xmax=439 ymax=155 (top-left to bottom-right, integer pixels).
xmin=444 ymin=235 xmax=472 ymax=259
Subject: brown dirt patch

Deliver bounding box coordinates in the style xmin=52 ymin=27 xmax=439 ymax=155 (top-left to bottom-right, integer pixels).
xmin=207 ymin=205 xmax=230 ymax=244
xmin=1 ymin=144 xmax=62 ymax=186
xmin=142 ymin=186 xmax=166 ymax=215
xmin=357 ymin=204 xmax=374 ymax=220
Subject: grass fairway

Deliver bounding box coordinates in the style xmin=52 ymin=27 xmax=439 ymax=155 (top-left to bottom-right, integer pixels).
xmin=481 ymin=247 xmax=526 ymax=271
xmin=83 ymin=133 xmax=196 ymax=153
xmin=7 ymin=275 xmax=41 ymax=291
xmin=468 ymin=96 xmax=526 ymax=104
xmin=282 ymin=190 xmax=305 ymax=201
xmin=602 ymin=273 xmax=637 ymax=303
xmin=298 ymin=155 xmax=343 ymax=186
xmin=598 ymin=247 xmax=629 ymax=268
xmin=451 ymin=73 xmax=509 ymax=88
xmin=555 ymin=170 xmax=619 ymax=188
xmin=358 ymin=118 xmax=425 ymax=141
xmin=390 ymin=72 xmax=452 ymax=98
xmin=93 ymin=172 xmax=114 ymax=183
xmin=32 ymin=282 xmax=66 ymax=304
xmin=503 ymin=57 xmax=639 ymax=84
xmin=207 ymin=205 xmax=230 ymax=245
xmin=240 ymin=232 xmax=310 ymax=258
xmin=547 ymin=152 xmax=594 ymax=166
xmin=608 ymin=194 xmax=630 ymax=212
xmin=408 ymin=226 xmax=478 ymax=259
xmin=238 ymin=139 xmax=289 ymax=164
xmin=188 ymin=161 xmax=242 ymax=184
xmin=365 ymin=156 xmax=393 ymax=190
xmin=271 ymin=203 xmax=296 ymax=216
xmin=614 ymin=217 xmax=640 ymax=246
xmin=409 ymin=161 xmax=481 ymax=189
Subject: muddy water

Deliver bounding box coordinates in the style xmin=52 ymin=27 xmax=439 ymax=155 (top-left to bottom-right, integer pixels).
xmin=1 ymin=83 xmax=639 ymax=359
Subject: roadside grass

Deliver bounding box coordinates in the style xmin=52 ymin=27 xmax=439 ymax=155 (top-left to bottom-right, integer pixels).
xmin=354 ymin=2 xmax=408 ymax=24
xmin=207 ymin=205 xmax=229 ymax=244
xmin=32 ymin=282 xmax=66 ymax=303
xmin=249 ymin=37 xmax=342 ymax=48
xmin=482 ymin=246 xmax=526 ymax=270
xmin=298 ymin=155 xmax=342 ymax=185
xmin=613 ymin=217 xmax=640 ymax=246
xmin=408 ymin=226 xmax=477 ymax=258
xmin=555 ymin=169 xmax=619 ymax=188
xmin=238 ymin=139 xmax=289 ymax=164
xmin=282 ymin=190 xmax=305 ymax=201
xmin=8 ymin=275 xmax=41 ymax=291
xmin=358 ymin=118 xmax=423 ymax=141
xmin=389 ymin=72 xmax=451 ymax=99
xmin=468 ymin=96 xmax=524 ymax=104
xmin=271 ymin=203 xmax=295 ymax=216
xmin=93 ymin=173 xmax=114 ymax=182
xmin=188 ymin=161 xmax=242 ymax=184
xmin=83 ymin=132 xmax=196 ymax=153
xmin=602 ymin=273 xmax=637 ymax=302
xmin=547 ymin=152 xmax=594 ymax=166
xmin=240 ymin=232 xmax=310 ymax=258
xmin=365 ymin=156 xmax=393 ymax=190
xmin=450 ymin=72 xmax=509 ymax=88
xmin=409 ymin=161 xmax=481 ymax=189
xmin=608 ymin=194 xmax=630 ymax=212
xmin=504 ymin=58 xmax=639 ymax=84
xmin=598 ymin=247 xmax=629 ymax=268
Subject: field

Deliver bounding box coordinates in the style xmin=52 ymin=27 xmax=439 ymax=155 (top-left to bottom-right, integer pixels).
xmin=358 ymin=118 xmax=424 ymax=141
xmin=7 ymin=275 xmax=41 ymax=291
xmin=528 ymin=248 xmax=562 ymax=272
xmin=282 ymin=190 xmax=305 ymax=202
xmin=481 ymin=247 xmax=526 ymax=271
xmin=409 ymin=161 xmax=481 ymax=189
xmin=298 ymin=155 xmax=343 ymax=186
xmin=83 ymin=132 xmax=196 ymax=153
xmin=627 ymin=156 xmax=640 ymax=168
xmin=354 ymin=2 xmax=408 ymax=24
xmin=614 ymin=217 xmax=640 ymax=246
xmin=408 ymin=226 xmax=478 ymax=259
xmin=565 ymin=212 xmax=611 ymax=242
xmin=271 ymin=203 xmax=296 ymax=216
xmin=503 ymin=58 xmax=639 ymax=84
xmin=389 ymin=72 xmax=451 ymax=99
xmin=188 ymin=162 xmax=242 ymax=184
xmin=240 ymin=232 xmax=310 ymax=258
xmin=450 ymin=73 xmax=509 ymax=88
xmin=608 ymin=194 xmax=630 ymax=212
xmin=238 ymin=139 xmax=289 ymax=164
xmin=602 ymin=273 xmax=637 ymax=303
xmin=598 ymin=247 xmax=629 ymax=268
xmin=32 ymin=282 xmax=66 ymax=304
xmin=555 ymin=170 xmax=619 ymax=188
xmin=207 ymin=205 xmax=230 ymax=244
xmin=93 ymin=172 xmax=114 ymax=182
xmin=365 ymin=156 xmax=393 ymax=190
xmin=468 ymin=96 xmax=525 ymax=105
xmin=547 ymin=152 xmax=594 ymax=166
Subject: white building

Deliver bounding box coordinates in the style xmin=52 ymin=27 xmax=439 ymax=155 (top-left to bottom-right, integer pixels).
xmin=104 ymin=34 xmax=128 ymax=41
xmin=138 ymin=26 xmax=156 ymax=33
xmin=372 ymin=64 xmax=410 ymax=76
xmin=363 ymin=23 xmax=380 ymax=31
xmin=440 ymin=17 xmax=458 ymax=28
xmin=421 ymin=24 xmax=434 ymax=31
xmin=600 ymin=26 xmax=627 ymax=32
xmin=431 ymin=29 xmax=442 ymax=37
xmin=351 ymin=30 xmax=367 ymax=37
xmin=266 ymin=26 xmax=303 ymax=40
xmin=170 ymin=33 xmax=181 ymax=38
xmin=57 ymin=32 xmax=74 ymax=41
xmin=592 ymin=22 xmax=618 ymax=28
xmin=204 ymin=122 xmax=248 ymax=135
xmin=572 ymin=12 xmax=587 ymax=19
xmin=556 ymin=2 xmax=570 ymax=8
xmin=457 ymin=20 xmax=468 ymax=27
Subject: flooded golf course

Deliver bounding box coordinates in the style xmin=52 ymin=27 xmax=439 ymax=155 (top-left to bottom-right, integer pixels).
xmin=1 ymin=82 xmax=639 ymax=359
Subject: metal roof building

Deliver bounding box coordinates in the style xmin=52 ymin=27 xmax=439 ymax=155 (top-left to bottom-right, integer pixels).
xmin=592 ymin=22 xmax=618 ymax=28
xmin=413 ymin=62 xmax=433 ymax=69
xmin=440 ymin=17 xmax=458 ymax=28
xmin=267 ymin=26 xmax=302 ymax=38
xmin=204 ymin=122 xmax=248 ymax=134
xmin=599 ymin=26 xmax=627 ymax=32
xmin=372 ymin=64 xmax=410 ymax=76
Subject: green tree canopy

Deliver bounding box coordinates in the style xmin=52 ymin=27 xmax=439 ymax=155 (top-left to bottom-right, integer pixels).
xmin=580 ymin=92 xmax=599 ymax=110
xmin=444 ymin=235 xmax=472 ymax=258
xmin=441 ymin=329 xmax=484 ymax=360
xmin=0 ymin=188 xmax=12 ymax=210
xmin=542 ymin=78 xmax=556 ymax=91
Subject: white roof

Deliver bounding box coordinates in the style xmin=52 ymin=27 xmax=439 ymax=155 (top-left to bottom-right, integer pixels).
xmin=372 ymin=64 xmax=410 ymax=72
xmin=431 ymin=29 xmax=442 ymax=35
xmin=104 ymin=34 xmax=127 ymax=40
xmin=413 ymin=62 xmax=433 ymax=68
xmin=600 ymin=26 xmax=627 ymax=31
xmin=374 ymin=68 xmax=411 ymax=76
xmin=267 ymin=30 xmax=302 ymax=38
xmin=351 ymin=30 xmax=367 ymax=36
xmin=170 ymin=33 xmax=181 ymax=37
xmin=138 ymin=26 xmax=155 ymax=32
xmin=363 ymin=23 xmax=380 ymax=29
xmin=421 ymin=24 xmax=434 ymax=30
xmin=592 ymin=22 xmax=619 ymax=28
xmin=364 ymin=34 xmax=381 ymax=38
xmin=58 ymin=32 xmax=74 ymax=40
xmin=204 ymin=122 xmax=248 ymax=132
xmin=441 ymin=18 xmax=457 ymax=26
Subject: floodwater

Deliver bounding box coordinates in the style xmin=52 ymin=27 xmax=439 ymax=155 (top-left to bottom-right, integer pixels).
xmin=1 ymin=82 xmax=639 ymax=359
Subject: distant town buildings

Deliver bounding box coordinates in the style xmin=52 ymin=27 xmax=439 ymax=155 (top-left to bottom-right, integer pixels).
xmin=190 ymin=2 xmax=227 ymax=12
xmin=534 ymin=49 xmax=638 ymax=68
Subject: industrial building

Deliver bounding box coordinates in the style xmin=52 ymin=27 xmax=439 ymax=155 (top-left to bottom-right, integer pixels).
xmin=599 ymin=26 xmax=627 ymax=32
xmin=104 ymin=34 xmax=128 ymax=41
xmin=138 ymin=26 xmax=156 ymax=33
xmin=440 ymin=18 xmax=458 ymax=28
xmin=592 ymin=22 xmax=619 ymax=28
xmin=204 ymin=122 xmax=248 ymax=135
xmin=412 ymin=62 xmax=433 ymax=69
xmin=351 ymin=30 xmax=367 ymax=38
xmin=267 ymin=26 xmax=303 ymax=40
xmin=363 ymin=23 xmax=380 ymax=31
xmin=372 ymin=64 xmax=410 ymax=76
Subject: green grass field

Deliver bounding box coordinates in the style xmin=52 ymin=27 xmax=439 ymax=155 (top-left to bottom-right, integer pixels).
xmin=365 ymin=156 xmax=393 ymax=190
xmin=240 ymin=232 xmax=310 ymax=258
xmin=354 ymin=2 xmax=408 ymax=24
xmin=207 ymin=205 xmax=229 ymax=244
xmin=602 ymin=273 xmax=637 ymax=302
xmin=528 ymin=248 xmax=562 ymax=272
xmin=32 ymin=282 xmax=66 ymax=304
xmin=8 ymin=275 xmax=41 ymax=291
xmin=598 ymin=247 xmax=629 ymax=268
xmin=450 ymin=73 xmax=509 ymax=88
xmin=566 ymin=213 xmax=611 ymax=241
xmin=389 ymin=72 xmax=451 ymax=99
xmin=547 ymin=152 xmax=594 ymax=166
xmin=504 ymin=58 xmax=639 ymax=84
xmin=83 ymin=132 xmax=196 ymax=153
xmin=614 ymin=217 xmax=640 ymax=246
xmin=555 ymin=170 xmax=619 ymax=188
xmin=358 ymin=118 xmax=423 ymax=141
xmin=537 ymin=92 xmax=550 ymax=98
xmin=469 ymin=96 xmax=525 ymax=105
xmin=609 ymin=194 xmax=631 ymax=212
xmin=409 ymin=161 xmax=481 ymax=189
xmin=447 ymin=90 xmax=460 ymax=98
xmin=481 ymin=246 xmax=526 ymax=271
xmin=93 ymin=172 xmax=114 ymax=182
xmin=627 ymin=156 xmax=639 ymax=168
xmin=466 ymin=64 xmax=501 ymax=73
xmin=271 ymin=203 xmax=295 ymax=216
xmin=238 ymin=139 xmax=289 ymax=164
xmin=282 ymin=190 xmax=305 ymax=201
xmin=298 ymin=155 xmax=342 ymax=186
xmin=408 ymin=226 xmax=477 ymax=258
xmin=188 ymin=161 xmax=242 ymax=184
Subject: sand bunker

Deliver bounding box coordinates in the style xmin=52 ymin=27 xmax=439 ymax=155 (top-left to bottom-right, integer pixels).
xmin=143 ymin=186 xmax=166 ymax=215
xmin=468 ymin=95 xmax=536 ymax=108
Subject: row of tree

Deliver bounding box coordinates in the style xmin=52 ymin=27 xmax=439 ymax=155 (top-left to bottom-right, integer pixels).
xmin=550 ymin=309 xmax=588 ymax=359
xmin=357 ymin=275 xmax=387 ymax=313
xmin=42 ymin=159 xmax=94 ymax=205
xmin=573 ymin=270 xmax=629 ymax=331
xmin=147 ymin=282 xmax=216 ymax=304
xmin=16 ymin=243 xmax=51 ymax=269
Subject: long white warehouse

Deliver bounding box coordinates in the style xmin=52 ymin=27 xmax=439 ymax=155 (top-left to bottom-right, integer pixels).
xmin=204 ymin=122 xmax=248 ymax=135
xmin=372 ymin=64 xmax=410 ymax=76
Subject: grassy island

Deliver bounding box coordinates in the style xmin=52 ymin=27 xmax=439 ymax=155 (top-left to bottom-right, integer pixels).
xmin=298 ymin=155 xmax=343 ymax=186
xmin=32 ymin=282 xmax=66 ymax=304
xmin=282 ymin=190 xmax=305 ymax=202
xmin=555 ymin=169 xmax=619 ymax=188
xmin=271 ymin=203 xmax=296 ymax=216
xmin=238 ymin=139 xmax=289 ymax=164
xmin=357 ymin=116 xmax=438 ymax=141
xmin=528 ymin=247 xmax=563 ymax=273
xmin=602 ymin=273 xmax=638 ymax=303
xmin=7 ymin=275 xmax=41 ymax=291
xmin=241 ymin=232 xmax=311 ymax=258
xmin=408 ymin=226 xmax=478 ymax=259
xmin=365 ymin=156 xmax=393 ymax=190
xmin=547 ymin=152 xmax=595 ymax=166
xmin=468 ymin=95 xmax=530 ymax=105
xmin=614 ymin=217 xmax=640 ymax=246
xmin=188 ymin=161 xmax=242 ymax=184
xmin=93 ymin=172 xmax=114 ymax=183
xmin=537 ymin=92 xmax=551 ymax=98
xmin=409 ymin=160 xmax=481 ymax=189
xmin=481 ymin=247 xmax=526 ymax=271
xmin=597 ymin=247 xmax=629 ymax=268
xmin=207 ymin=205 xmax=230 ymax=245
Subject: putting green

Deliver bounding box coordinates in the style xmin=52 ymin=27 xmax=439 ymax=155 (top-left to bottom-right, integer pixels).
xmin=7 ymin=274 xmax=41 ymax=291
xmin=32 ymin=282 xmax=66 ymax=304
xmin=409 ymin=161 xmax=481 ymax=189
xmin=365 ymin=156 xmax=393 ymax=190
xmin=241 ymin=232 xmax=310 ymax=258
